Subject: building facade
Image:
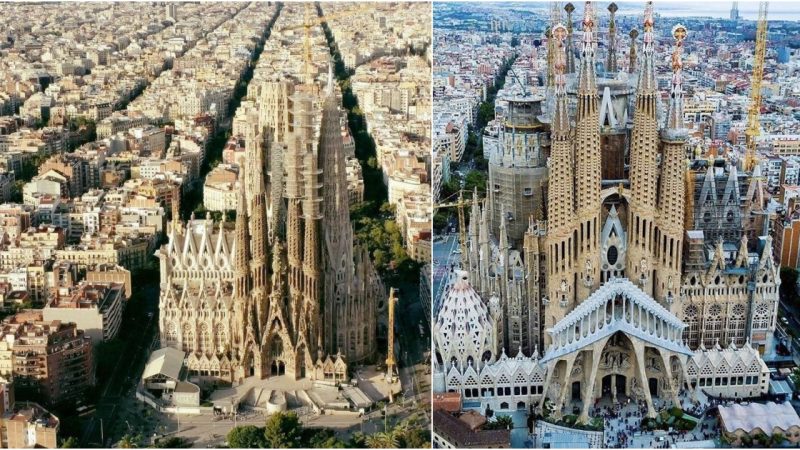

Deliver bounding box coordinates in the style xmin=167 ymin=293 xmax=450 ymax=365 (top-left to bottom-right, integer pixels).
xmin=157 ymin=73 xmax=384 ymax=384
xmin=434 ymin=4 xmax=777 ymax=423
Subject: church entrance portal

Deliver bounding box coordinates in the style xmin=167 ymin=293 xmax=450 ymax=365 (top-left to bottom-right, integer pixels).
xmin=649 ymin=378 xmax=658 ymax=397
xmin=571 ymin=381 xmax=581 ymax=402
xmin=601 ymin=374 xmax=627 ymax=399
xmin=271 ymin=360 xmax=286 ymax=376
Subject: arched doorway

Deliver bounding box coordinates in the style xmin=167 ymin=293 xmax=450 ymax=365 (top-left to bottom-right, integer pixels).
xmin=517 ymin=401 xmax=526 ymax=410
xmin=648 ymin=378 xmax=659 ymax=397
xmin=270 ymin=360 xmax=286 ymax=376
xmin=616 ymin=375 xmax=627 ymax=397
xmin=571 ymin=381 xmax=581 ymax=401
xmin=268 ymin=334 xmax=286 ymax=377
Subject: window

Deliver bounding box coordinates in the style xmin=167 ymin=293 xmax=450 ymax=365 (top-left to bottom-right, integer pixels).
xmin=523 ymin=188 xmax=533 ymax=196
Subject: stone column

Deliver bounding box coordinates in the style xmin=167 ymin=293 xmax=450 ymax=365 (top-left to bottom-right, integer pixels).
xmin=554 ymin=353 xmax=578 ymax=418
xmin=632 ymin=339 xmax=657 ymax=418
xmin=611 ymin=374 xmax=617 ymax=402
xmin=580 ymin=337 xmax=610 ymax=423
xmin=659 ymin=349 xmax=681 ymax=406
xmin=678 ymin=354 xmax=696 ymax=401
xmin=539 ymin=359 xmax=558 ymax=410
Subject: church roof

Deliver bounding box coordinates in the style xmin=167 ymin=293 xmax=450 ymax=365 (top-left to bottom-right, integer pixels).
xmin=542 ymin=278 xmax=692 ymax=364
xmin=719 ymin=402 xmax=800 ymax=435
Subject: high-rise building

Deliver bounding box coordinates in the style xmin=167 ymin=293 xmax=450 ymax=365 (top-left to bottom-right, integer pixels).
xmin=434 ymin=3 xmax=775 ymax=422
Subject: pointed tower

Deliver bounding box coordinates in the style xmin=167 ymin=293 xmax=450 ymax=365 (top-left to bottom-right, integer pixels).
xmin=628 ymin=29 xmax=639 ymax=74
xmin=233 ymin=171 xmax=252 ymax=353
xmin=574 ymin=2 xmax=602 ymax=300
xmin=606 ymin=3 xmax=618 ymax=73
xmin=545 ymin=22 xmax=577 ymax=347
xmin=657 ymin=24 xmax=689 ymax=310
xmin=627 ymin=1 xmax=660 ymax=295
xmin=246 ymin=123 xmax=270 ymax=307
xmin=564 ymin=3 xmax=576 ymax=74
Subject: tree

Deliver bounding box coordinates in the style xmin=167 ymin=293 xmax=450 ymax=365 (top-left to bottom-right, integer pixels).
xmin=477 ymin=102 xmax=495 ymax=128
xmin=463 ymin=170 xmax=487 ymax=193
xmin=227 ymin=425 xmax=267 ymax=448
xmin=155 ymin=436 xmax=192 ymax=448
xmin=305 ymin=429 xmax=346 ymax=448
xmin=433 ymin=211 xmax=450 ymax=231
xmin=365 ymin=432 xmax=399 ymax=448
xmin=263 ymin=412 xmax=303 ymax=448
xmin=348 ymin=432 xmax=369 ymax=448
xmin=60 ymin=436 xmax=79 ymax=448
xmin=510 ymin=36 xmax=520 ymax=47
xmin=484 ymin=414 xmax=514 ymax=430
xmin=772 ymin=432 xmax=787 ymax=446
xmin=117 ymin=434 xmax=144 ymax=448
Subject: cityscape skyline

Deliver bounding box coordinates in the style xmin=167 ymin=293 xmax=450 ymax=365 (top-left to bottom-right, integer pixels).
xmin=4 ymin=0 xmax=800 ymax=448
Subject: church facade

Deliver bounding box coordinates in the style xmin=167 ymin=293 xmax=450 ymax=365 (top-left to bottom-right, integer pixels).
xmin=157 ymin=71 xmax=385 ymax=385
xmin=434 ymin=2 xmax=776 ymax=423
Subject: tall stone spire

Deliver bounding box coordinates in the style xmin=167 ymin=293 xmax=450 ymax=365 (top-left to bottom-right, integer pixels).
xmin=628 ymin=29 xmax=639 ymax=74
xmin=657 ymin=24 xmax=689 ymax=309
xmin=575 ymin=1 xmax=600 ymax=215
xmin=246 ymin=125 xmax=269 ymax=294
xmin=234 ymin=170 xmax=251 ymax=299
xmin=564 ymin=3 xmax=576 ymax=74
xmin=606 ymin=3 xmax=618 ymax=73
xmin=665 ymin=24 xmax=687 ymax=131
xmin=628 ymin=1 xmax=660 ymax=296
xmin=545 ymin=23 xmax=578 ymax=340
xmin=547 ymin=23 xmax=574 ymax=235
xmin=574 ymin=1 xmax=602 ymax=299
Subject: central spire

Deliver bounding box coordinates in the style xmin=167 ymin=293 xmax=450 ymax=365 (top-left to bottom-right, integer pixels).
xmin=552 ymin=23 xmax=569 ymax=133
xmin=607 ymin=3 xmax=618 ymax=73
xmin=666 ymin=24 xmax=688 ymax=131
xmin=638 ymin=1 xmax=657 ymax=94
xmin=578 ymin=2 xmax=597 ymax=97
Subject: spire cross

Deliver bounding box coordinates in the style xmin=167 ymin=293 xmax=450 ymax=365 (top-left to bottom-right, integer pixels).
xmin=642 ymin=1 xmax=655 ymax=54
xmin=581 ymin=1 xmax=595 ymax=57
xmin=553 ymin=24 xmax=568 ymax=95
xmin=667 ymin=24 xmax=688 ymax=129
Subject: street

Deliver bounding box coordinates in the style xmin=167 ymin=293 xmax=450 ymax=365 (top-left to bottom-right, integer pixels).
xmin=80 ymin=282 xmax=160 ymax=448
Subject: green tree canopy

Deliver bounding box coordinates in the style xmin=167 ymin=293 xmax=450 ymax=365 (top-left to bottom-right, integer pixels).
xmin=263 ymin=412 xmax=303 ymax=448
xmin=227 ymin=425 xmax=267 ymax=448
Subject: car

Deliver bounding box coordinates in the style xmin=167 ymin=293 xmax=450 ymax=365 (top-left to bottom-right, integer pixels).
xmin=781 ymin=317 xmax=790 ymax=325
xmin=452 ymin=248 xmax=462 ymax=255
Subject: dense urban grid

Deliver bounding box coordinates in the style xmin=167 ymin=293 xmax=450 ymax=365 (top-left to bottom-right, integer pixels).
xmin=0 ymin=2 xmax=431 ymax=448
xmin=433 ymin=1 xmax=800 ymax=448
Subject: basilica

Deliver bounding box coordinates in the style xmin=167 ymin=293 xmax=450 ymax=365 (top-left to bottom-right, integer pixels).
xmin=157 ymin=70 xmax=385 ymax=385
xmin=434 ymin=2 xmax=776 ymax=422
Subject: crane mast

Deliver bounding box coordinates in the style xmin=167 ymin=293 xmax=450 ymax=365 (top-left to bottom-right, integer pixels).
xmin=744 ymin=2 xmax=768 ymax=172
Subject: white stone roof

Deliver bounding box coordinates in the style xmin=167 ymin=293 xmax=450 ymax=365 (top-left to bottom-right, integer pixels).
xmin=434 ymin=271 xmax=496 ymax=371
xmin=542 ymin=278 xmax=692 ymax=363
xmin=719 ymin=401 xmax=800 ymax=434
xmin=142 ymin=347 xmax=186 ymax=382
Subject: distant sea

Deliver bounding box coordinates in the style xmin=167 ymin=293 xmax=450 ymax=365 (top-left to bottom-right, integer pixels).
xmin=452 ymin=1 xmax=800 ymax=22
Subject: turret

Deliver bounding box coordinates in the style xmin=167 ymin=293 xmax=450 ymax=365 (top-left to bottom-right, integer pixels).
xmin=627 ymin=1 xmax=660 ymax=295
xmin=606 ymin=3 xmax=618 ymax=73
xmin=564 ymin=3 xmax=576 ymax=74
xmin=656 ymin=24 xmax=689 ymax=308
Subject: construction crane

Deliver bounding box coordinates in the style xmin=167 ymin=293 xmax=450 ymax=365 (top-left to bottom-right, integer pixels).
xmin=277 ymin=3 xmax=373 ymax=85
xmin=434 ymin=190 xmax=482 ymax=264
xmin=744 ymin=2 xmax=768 ymax=172
xmin=385 ymin=288 xmax=397 ymax=388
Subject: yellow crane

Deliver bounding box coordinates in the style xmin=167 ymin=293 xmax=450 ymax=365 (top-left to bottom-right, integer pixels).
xmin=386 ymin=287 xmax=397 ymax=387
xmin=434 ymin=190 xmax=482 ymax=265
xmin=744 ymin=2 xmax=768 ymax=172
xmin=276 ymin=3 xmax=374 ymax=85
